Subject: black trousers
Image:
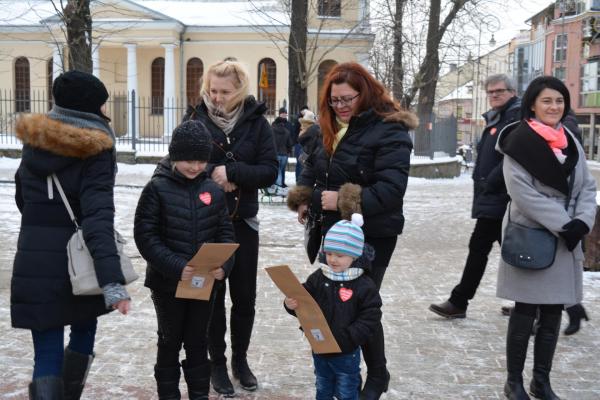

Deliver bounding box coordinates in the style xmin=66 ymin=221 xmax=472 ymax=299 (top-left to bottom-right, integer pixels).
xmin=362 ymin=235 xmax=397 ymax=378
xmin=151 ymin=291 xmax=211 ymax=368
xmin=449 ymin=217 xmax=502 ymax=310
xmin=209 ymin=220 xmax=259 ymax=365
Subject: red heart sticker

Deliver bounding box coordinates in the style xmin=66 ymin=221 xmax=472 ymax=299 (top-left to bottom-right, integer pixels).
xmin=490 ymin=127 xmax=497 ymax=135
xmin=199 ymin=192 xmax=212 ymax=205
xmin=339 ymin=288 xmax=353 ymax=302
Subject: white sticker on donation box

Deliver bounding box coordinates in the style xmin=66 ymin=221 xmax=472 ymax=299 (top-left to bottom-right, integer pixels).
xmin=311 ymin=329 xmax=325 ymax=342
xmin=191 ymin=276 xmax=205 ymax=288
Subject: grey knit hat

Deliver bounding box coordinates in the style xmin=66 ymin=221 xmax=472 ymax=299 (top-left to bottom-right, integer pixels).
xmin=169 ymin=121 xmax=213 ymax=161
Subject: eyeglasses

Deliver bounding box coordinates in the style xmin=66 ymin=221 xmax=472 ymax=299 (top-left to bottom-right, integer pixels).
xmin=328 ymin=94 xmax=360 ymax=107
xmin=486 ymin=88 xmax=510 ymax=96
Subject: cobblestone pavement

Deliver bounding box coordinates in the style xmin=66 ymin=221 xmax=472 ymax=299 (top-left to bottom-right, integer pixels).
xmin=1 ymin=169 xmax=599 ymax=399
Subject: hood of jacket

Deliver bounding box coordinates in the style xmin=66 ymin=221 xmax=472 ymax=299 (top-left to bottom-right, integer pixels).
xmin=16 ymin=113 xmax=114 ymax=178
xmin=382 ymin=109 xmax=419 ymax=130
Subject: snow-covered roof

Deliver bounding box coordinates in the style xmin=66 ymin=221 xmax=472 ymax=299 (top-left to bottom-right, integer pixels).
xmin=440 ymin=81 xmax=472 ymax=102
xmin=132 ymin=0 xmax=289 ymax=27
xmin=0 ymin=0 xmax=289 ymax=28
xmin=0 ymin=0 xmax=56 ymax=26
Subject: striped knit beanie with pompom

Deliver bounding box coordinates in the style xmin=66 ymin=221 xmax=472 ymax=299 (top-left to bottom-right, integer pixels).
xmin=323 ymin=213 xmax=364 ymax=258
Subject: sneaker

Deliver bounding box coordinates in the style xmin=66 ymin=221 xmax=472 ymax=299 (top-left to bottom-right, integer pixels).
xmin=210 ymin=364 xmax=235 ymax=397
xmin=428 ymin=301 xmax=466 ymax=319
xmin=265 ymin=185 xmax=278 ymax=195
xmin=232 ymin=358 xmax=257 ymax=391
xmin=275 ymin=186 xmax=288 ymax=197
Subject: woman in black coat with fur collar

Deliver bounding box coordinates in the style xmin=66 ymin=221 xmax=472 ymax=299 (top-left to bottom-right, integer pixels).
xmin=287 ymin=62 xmax=416 ymax=399
xmin=12 ymin=71 xmax=130 ymax=398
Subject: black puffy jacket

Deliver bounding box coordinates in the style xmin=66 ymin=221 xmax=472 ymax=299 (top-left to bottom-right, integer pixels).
xmin=12 ymin=112 xmax=122 ymax=331
xmin=134 ymin=157 xmax=235 ymax=293
xmin=472 ymin=96 xmax=521 ymax=219
xmin=286 ymin=263 xmax=382 ymax=355
xmin=297 ymin=109 xmax=416 ymax=237
xmin=183 ymin=97 xmax=278 ymax=220
xmin=272 ymin=117 xmax=293 ymax=156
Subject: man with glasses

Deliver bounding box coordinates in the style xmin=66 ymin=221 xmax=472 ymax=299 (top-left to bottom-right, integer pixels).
xmin=430 ymin=74 xmax=521 ymax=319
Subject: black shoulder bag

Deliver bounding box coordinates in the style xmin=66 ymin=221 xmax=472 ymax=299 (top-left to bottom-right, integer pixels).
xmin=501 ymin=173 xmax=575 ymax=270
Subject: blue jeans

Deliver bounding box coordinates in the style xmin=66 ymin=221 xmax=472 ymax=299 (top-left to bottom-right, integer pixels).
xmin=276 ymin=155 xmax=288 ymax=186
xmin=313 ymin=348 xmax=361 ymax=400
xmin=31 ymin=319 xmax=97 ymax=378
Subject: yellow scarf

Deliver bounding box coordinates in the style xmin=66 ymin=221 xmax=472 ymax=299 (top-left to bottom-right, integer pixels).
xmin=333 ymin=118 xmax=349 ymax=151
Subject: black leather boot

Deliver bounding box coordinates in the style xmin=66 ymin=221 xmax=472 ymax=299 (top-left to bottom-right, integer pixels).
xmin=62 ymin=348 xmax=93 ymax=400
xmin=181 ymin=360 xmax=210 ymax=400
xmin=564 ymin=304 xmax=589 ymax=336
xmin=28 ymin=376 xmax=63 ymax=400
xmin=360 ymin=322 xmax=389 ymax=400
xmin=210 ymin=363 xmax=235 ymax=397
xmin=232 ymin=357 xmax=258 ymax=391
xmin=154 ymin=365 xmax=181 ymax=400
xmin=504 ymin=311 xmax=534 ymax=400
xmin=529 ymin=312 xmax=562 ymax=400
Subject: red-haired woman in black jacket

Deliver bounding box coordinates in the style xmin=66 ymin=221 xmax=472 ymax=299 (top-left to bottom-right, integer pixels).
xmin=288 ymin=62 xmax=417 ymax=399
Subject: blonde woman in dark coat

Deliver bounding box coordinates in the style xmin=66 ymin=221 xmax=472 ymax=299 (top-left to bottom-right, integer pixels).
xmin=495 ymin=76 xmax=596 ymax=400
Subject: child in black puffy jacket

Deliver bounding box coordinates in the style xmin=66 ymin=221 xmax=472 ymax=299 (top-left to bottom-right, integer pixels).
xmin=134 ymin=120 xmax=235 ymax=400
xmin=284 ymin=214 xmax=382 ymax=400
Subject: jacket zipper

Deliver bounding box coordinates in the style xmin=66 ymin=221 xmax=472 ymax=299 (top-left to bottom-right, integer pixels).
xmin=190 ymin=184 xmax=198 ymax=251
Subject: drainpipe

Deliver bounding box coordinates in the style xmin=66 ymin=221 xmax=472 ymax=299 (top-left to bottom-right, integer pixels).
xmin=179 ymin=25 xmax=187 ymax=107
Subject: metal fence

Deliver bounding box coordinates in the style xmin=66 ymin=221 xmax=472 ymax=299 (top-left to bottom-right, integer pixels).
xmin=0 ymin=90 xmax=458 ymax=160
xmin=411 ymin=114 xmax=458 ymax=159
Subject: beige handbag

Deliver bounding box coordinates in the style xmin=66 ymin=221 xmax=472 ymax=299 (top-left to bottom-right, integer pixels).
xmin=51 ymin=174 xmax=138 ymax=296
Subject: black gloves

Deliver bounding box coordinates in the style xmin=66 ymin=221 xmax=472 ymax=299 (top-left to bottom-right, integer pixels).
xmin=559 ymin=219 xmax=589 ymax=252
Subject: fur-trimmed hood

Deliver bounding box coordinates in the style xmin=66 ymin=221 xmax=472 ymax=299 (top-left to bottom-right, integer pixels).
xmin=17 ymin=114 xmax=114 ymax=159
xmin=383 ymin=110 xmax=419 ymax=130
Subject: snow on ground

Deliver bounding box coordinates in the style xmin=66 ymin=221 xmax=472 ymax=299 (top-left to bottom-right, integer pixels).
xmin=0 ymin=161 xmax=599 ymax=399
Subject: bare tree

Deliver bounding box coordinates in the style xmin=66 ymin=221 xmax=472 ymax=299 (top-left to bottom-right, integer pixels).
xmin=55 ymin=0 xmax=93 ymax=73
xmin=249 ymin=0 xmax=369 ymax=113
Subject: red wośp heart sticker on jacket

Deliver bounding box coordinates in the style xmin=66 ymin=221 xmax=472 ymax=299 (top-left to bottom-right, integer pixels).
xmin=339 ymin=288 xmax=353 ymax=302
xmin=199 ymin=192 xmax=212 ymax=205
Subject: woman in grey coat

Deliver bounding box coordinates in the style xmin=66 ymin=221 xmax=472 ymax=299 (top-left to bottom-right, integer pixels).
xmin=496 ymin=76 xmax=596 ymax=400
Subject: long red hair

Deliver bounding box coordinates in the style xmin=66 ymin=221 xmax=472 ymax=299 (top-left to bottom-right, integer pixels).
xmin=318 ymin=62 xmax=400 ymax=154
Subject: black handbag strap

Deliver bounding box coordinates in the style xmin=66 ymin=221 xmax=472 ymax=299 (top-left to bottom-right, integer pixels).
xmin=507 ymin=171 xmax=576 ymax=222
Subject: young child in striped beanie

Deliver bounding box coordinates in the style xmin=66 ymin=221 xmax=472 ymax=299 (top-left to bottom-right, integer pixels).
xmin=284 ymin=213 xmax=382 ymax=399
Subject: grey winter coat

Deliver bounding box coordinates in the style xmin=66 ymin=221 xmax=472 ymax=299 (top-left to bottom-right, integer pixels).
xmin=495 ymin=121 xmax=596 ymax=304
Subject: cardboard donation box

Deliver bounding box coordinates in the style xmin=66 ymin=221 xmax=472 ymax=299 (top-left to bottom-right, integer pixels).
xmin=265 ymin=265 xmax=341 ymax=354
xmin=175 ymin=243 xmax=239 ymax=300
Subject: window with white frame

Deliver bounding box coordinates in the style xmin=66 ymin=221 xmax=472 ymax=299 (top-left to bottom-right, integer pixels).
xmin=554 ymin=67 xmax=566 ymax=81
xmin=554 ymin=34 xmax=567 ymax=63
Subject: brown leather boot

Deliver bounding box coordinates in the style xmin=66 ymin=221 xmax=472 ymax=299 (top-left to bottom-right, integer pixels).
xmin=429 ymin=300 xmax=466 ymax=318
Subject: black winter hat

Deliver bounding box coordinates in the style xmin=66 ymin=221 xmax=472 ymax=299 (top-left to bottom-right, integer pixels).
xmin=278 ymin=107 xmax=287 ymax=114
xmin=169 ymin=121 xmax=213 ymax=162
xmin=52 ymin=70 xmax=109 ymax=119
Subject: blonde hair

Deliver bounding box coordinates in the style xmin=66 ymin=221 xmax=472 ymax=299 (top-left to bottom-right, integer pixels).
xmin=202 ymin=60 xmax=250 ymax=111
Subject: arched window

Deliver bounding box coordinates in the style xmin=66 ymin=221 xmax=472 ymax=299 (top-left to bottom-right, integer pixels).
xmin=257 ymin=58 xmax=276 ymax=115
xmin=15 ymin=57 xmax=31 ymax=113
xmin=47 ymin=58 xmax=53 ymax=111
xmin=151 ymin=57 xmax=165 ymax=114
xmin=318 ymin=0 xmax=341 ymax=17
xmin=186 ymin=57 xmax=204 ymax=106
xmin=318 ymin=59 xmax=337 ymax=100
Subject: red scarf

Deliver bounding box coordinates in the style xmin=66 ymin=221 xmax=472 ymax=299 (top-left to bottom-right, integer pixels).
xmin=526 ymin=119 xmax=567 ymax=161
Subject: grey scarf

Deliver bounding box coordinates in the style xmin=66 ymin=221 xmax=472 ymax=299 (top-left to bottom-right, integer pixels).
xmin=48 ymin=105 xmax=116 ymax=141
xmin=201 ymin=91 xmax=244 ymax=136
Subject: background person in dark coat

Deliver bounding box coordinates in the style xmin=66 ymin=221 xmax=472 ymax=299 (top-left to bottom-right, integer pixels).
xmin=134 ymin=121 xmax=235 ymax=400
xmin=291 ymin=105 xmax=311 ymax=180
xmin=183 ymin=60 xmax=278 ymax=396
xmin=287 ymin=62 xmax=416 ymax=400
xmin=11 ymin=71 xmax=131 ymax=398
xmin=429 ymin=74 xmax=521 ymax=319
xmin=271 ymin=115 xmax=294 ymax=192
